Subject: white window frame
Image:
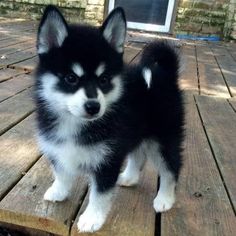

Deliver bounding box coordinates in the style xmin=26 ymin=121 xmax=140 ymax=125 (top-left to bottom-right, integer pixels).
xmin=108 ymin=0 xmax=175 ymax=33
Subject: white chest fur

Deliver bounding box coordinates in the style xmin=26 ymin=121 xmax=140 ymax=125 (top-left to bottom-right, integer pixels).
xmin=38 ymin=135 xmax=110 ymax=173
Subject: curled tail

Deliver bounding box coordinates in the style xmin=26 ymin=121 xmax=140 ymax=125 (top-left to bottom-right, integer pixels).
xmin=139 ymin=40 xmax=180 ymax=89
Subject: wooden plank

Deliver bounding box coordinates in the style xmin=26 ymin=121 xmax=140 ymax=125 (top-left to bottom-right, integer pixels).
xmin=228 ymin=98 xmax=236 ymax=111
xmin=0 ymin=40 xmax=35 ymax=57
xmin=123 ymin=42 xmax=143 ymax=64
xmin=180 ymin=44 xmax=198 ymax=93
xmin=0 ymin=47 xmax=36 ymax=68
xmin=196 ymin=45 xmax=230 ymax=98
xmin=210 ymin=45 xmax=236 ymax=97
xmin=0 ymin=157 xmax=88 ymax=236
xmin=0 ymin=73 xmax=33 ymax=102
xmin=10 ymin=56 xmax=38 ymax=72
xmin=0 ymin=114 xmax=39 ymax=199
xmin=0 ymin=222 xmax=56 ymax=236
xmin=0 ymin=38 xmax=30 ymax=50
xmin=71 ymin=162 xmax=157 ymax=236
xmin=162 ymin=93 xmax=236 ymax=236
xmin=196 ymin=95 xmax=236 ymax=210
xmin=0 ymin=68 xmax=26 ymax=82
xmin=0 ymin=88 xmax=35 ymax=135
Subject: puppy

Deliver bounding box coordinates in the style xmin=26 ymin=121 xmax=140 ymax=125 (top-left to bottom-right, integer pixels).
xmin=35 ymin=5 xmax=184 ymax=233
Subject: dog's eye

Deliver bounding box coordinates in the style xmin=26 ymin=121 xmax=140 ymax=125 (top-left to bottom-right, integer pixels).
xmin=65 ymin=74 xmax=78 ymax=85
xmin=99 ymin=75 xmax=109 ymax=85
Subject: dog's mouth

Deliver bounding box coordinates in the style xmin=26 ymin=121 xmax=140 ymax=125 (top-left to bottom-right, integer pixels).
xmin=82 ymin=113 xmax=101 ymax=121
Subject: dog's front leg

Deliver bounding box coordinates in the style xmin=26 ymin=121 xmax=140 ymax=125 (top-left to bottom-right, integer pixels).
xmin=77 ymin=161 xmax=121 ymax=233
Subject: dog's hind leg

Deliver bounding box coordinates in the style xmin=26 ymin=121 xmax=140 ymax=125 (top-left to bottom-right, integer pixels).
xmin=148 ymin=138 xmax=182 ymax=212
xmin=117 ymin=143 xmax=147 ymax=187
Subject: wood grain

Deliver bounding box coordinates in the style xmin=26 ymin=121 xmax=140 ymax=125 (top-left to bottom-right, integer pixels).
xmin=0 ymin=73 xmax=33 ymax=102
xmin=123 ymin=42 xmax=144 ymax=64
xmin=0 ymin=40 xmax=35 ymax=58
xmin=228 ymin=98 xmax=236 ymax=111
xmin=0 ymin=38 xmax=31 ymax=50
xmin=161 ymin=93 xmax=236 ymax=236
xmin=71 ymin=162 xmax=157 ymax=236
xmin=0 ymin=68 xmax=26 ymax=82
xmin=210 ymin=45 xmax=236 ymax=97
xmin=0 ymin=87 xmax=35 ymax=135
xmin=0 ymin=157 xmax=88 ymax=236
xmin=180 ymin=44 xmax=198 ymax=93
xmin=196 ymin=45 xmax=230 ymax=98
xmin=0 ymin=47 xmax=36 ymax=68
xmin=10 ymin=56 xmax=38 ymax=72
xmin=196 ymin=95 xmax=236 ymax=210
xmin=0 ymin=114 xmax=39 ymax=199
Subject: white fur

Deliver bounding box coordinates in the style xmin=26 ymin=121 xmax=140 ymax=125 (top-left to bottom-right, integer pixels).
xmin=102 ymin=12 xmax=126 ymax=53
xmin=38 ymin=11 xmax=68 ymax=54
xmin=105 ymin=76 xmax=123 ymax=106
xmin=38 ymin=73 xmax=123 ymax=121
xmin=44 ymin=170 xmax=74 ymax=202
xmin=78 ymin=181 xmax=114 ymax=232
xmin=72 ymin=63 xmax=85 ymax=77
xmin=142 ymin=67 xmax=152 ymax=89
xmin=118 ymin=139 xmax=176 ymax=212
xmin=38 ymin=135 xmax=111 ymax=172
xmin=95 ymin=63 xmax=105 ymax=77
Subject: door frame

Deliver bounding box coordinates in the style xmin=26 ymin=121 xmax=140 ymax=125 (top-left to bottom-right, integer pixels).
xmin=108 ymin=0 xmax=176 ymax=33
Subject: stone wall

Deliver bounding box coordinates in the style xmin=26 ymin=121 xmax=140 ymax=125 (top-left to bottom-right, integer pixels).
xmin=0 ymin=0 xmax=105 ymax=25
xmin=175 ymin=0 xmax=236 ymax=40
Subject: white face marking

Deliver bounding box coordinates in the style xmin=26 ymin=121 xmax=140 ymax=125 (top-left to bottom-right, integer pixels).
xmin=142 ymin=67 xmax=152 ymax=89
xmin=95 ymin=63 xmax=105 ymax=77
xmin=72 ymin=63 xmax=85 ymax=77
xmin=105 ymin=75 xmax=123 ymax=106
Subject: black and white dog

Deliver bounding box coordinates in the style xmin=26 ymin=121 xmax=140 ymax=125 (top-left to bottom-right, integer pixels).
xmin=35 ymin=5 xmax=184 ymax=233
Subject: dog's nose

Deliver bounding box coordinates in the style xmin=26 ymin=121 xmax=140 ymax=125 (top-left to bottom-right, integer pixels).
xmin=84 ymin=101 xmax=100 ymax=116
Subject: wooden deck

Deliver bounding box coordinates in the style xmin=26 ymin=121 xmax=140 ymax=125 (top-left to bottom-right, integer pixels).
xmin=0 ymin=18 xmax=236 ymax=236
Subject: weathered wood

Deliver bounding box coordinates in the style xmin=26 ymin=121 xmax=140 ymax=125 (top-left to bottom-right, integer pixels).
xmin=0 ymin=222 xmax=57 ymax=236
xmin=162 ymin=93 xmax=236 ymax=236
xmin=180 ymin=44 xmax=198 ymax=93
xmin=228 ymin=98 xmax=236 ymax=111
xmin=0 ymin=40 xmax=35 ymax=58
xmin=0 ymin=114 xmax=39 ymax=199
xmin=210 ymin=45 xmax=236 ymax=97
xmin=0 ymin=68 xmax=26 ymax=82
xmin=0 ymin=87 xmax=35 ymax=135
xmin=196 ymin=45 xmax=230 ymax=98
xmin=71 ymin=162 xmax=157 ymax=236
xmin=196 ymin=95 xmax=236 ymax=210
xmin=10 ymin=56 xmax=38 ymax=72
xmin=0 ymin=157 xmax=88 ymax=236
xmin=123 ymin=42 xmax=143 ymax=64
xmin=0 ymin=47 xmax=36 ymax=68
xmin=0 ymin=38 xmax=31 ymax=49
xmin=0 ymin=73 xmax=33 ymax=102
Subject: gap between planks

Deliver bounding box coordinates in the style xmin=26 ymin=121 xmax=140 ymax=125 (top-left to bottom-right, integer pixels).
xmin=195 ymin=95 xmax=236 ymax=214
xmin=162 ymin=92 xmax=236 ymax=236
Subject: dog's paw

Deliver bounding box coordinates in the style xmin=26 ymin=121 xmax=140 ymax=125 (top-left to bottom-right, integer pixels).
xmin=77 ymin=210 xmax=105 ymax=233
xmin=117 ymin=171 xmax=139 ymax=187
xmin=44 ymin=185 xmax=69 ymax=202
xmin=153 ymin=193 xmax=175 ymax=212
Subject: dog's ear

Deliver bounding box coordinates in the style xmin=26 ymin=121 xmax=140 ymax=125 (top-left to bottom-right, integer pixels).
xmin=101 ymin=7 xmax=126 ymax=53
xmin=37 ymin=5 xmax=68 ymax=54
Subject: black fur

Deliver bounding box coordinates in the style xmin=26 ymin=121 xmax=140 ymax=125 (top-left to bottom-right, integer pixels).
xmin=35 ymin=6 xmax=184 ymax=194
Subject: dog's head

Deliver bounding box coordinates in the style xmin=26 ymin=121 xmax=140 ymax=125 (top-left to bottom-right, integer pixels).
xmin=36 ymin=5 xmax=126 ymax=121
